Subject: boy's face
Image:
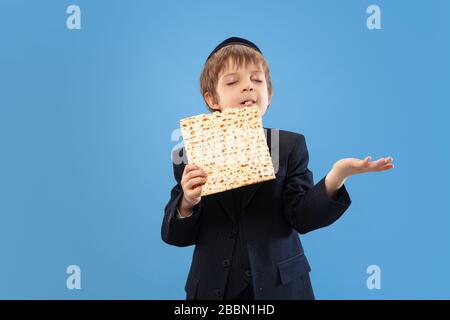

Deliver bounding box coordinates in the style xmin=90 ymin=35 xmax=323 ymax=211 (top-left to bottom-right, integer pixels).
xmin=204 ymin=59 xmax=272 ymax=116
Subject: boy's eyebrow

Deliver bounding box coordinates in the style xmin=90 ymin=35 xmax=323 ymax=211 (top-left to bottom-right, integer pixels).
xmin=222 ymin=70 xmax=264 ymax=78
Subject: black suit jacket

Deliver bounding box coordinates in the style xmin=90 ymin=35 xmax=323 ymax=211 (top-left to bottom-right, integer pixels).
xmin=162 ymin=129 xmax=352 ymax=300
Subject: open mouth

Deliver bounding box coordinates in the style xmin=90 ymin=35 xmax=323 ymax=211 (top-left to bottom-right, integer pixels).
xmin=240 ymin=100 xmax=256 ymax=106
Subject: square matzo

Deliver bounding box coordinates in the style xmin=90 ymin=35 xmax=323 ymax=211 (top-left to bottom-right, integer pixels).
xmin=179 ymin=106 xmax=276 ymax=196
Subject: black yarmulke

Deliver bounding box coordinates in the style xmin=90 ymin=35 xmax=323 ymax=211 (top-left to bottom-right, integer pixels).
xmin=206 ymin=37 xmax=262 ymax=61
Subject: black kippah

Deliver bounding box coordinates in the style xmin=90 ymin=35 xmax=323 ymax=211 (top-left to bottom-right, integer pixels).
xmin=206 ymin=37 xmax=262 ymax=62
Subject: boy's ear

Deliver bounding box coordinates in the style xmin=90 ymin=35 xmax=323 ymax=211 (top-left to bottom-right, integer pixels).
xmin=204 ymin=91 xmax=220 ymax=111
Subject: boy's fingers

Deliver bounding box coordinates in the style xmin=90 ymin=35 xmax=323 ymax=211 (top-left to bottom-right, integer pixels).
xmin=191 ymin=186 xmax=203 ymax=196
xmin=186 ymin=177 xmax=207 ymax=190
xmin=182 ymin=166 xmax=204 ymax=183
xmin=184 ymin=164 xmax=205 ymax=172
xmin=184 ymin=164 xmax=200 ymax=174
xmin=187 ymin=187 xmax=203 ymax=200
xmin=371 ymin=158 xmax=385 ymax=165
xmin=186 ymin=169 xmax=208 ymax=180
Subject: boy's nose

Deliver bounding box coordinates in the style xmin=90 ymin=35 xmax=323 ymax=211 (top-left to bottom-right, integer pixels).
xmin=241 ymin=83 xmax=254 ymax=92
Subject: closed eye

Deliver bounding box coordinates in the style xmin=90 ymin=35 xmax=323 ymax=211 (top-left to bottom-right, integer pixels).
xmin=227 ymin=79 xmax=262 ymax=85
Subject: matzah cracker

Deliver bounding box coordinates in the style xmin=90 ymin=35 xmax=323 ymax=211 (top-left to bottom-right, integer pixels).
xmin=179 ymin=106 xmax=275 ymax=196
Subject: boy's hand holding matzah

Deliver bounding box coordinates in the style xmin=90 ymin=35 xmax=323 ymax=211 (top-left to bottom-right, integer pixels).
xmin=178 ymin=107 xmax=275 ymax=215
xmin=178 ymin=164 xmax=208 ymax=217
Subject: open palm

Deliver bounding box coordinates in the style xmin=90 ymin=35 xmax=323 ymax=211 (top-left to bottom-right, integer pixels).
xmin=334 ymin=156 xmax=394 ymax=178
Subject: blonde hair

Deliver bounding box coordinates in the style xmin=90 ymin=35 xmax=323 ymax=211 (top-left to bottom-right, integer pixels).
xmin=200 ymin=44 xmax=273 ymax=112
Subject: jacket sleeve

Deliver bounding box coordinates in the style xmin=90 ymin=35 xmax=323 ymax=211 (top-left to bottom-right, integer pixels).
xmin=161 ymin=148 xmax=202 ymax=247
xmin=282 ymin=134 xmax=352 ymax=234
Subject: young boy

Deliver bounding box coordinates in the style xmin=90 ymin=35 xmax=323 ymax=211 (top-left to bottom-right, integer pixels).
xmin=162 ymin=37 xmax=394 ymax=300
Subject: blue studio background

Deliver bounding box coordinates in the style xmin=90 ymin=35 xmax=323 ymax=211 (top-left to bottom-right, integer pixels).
xmin=1 ymin=0 xmax=449 ymax=299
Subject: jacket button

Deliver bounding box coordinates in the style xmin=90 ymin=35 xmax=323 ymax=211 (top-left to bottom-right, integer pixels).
xmin=222 ymin=259 xmax=230 ymax=268
xmin=245 ymin=270 xmax=252 ymax=277
xmin=215 ymin=289 xmax=223 ymax=297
